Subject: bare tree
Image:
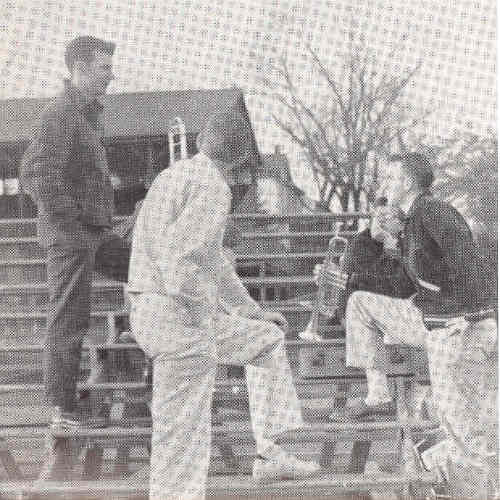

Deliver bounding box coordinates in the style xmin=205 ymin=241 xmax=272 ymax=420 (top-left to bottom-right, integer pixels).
xmin=262 ymin=40 xmax=426 ymax=213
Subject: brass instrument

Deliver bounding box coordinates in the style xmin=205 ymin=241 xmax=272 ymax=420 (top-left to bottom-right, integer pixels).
xmin=300 ymin=235 xmax=348 ymax=342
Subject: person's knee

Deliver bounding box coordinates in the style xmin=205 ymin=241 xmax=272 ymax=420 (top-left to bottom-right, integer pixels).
xmin=346 ymin=291 xmax=364 ymax=320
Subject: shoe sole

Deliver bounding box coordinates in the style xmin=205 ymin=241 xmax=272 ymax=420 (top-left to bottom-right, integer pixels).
xmin=253 ymin=470 xmax=319 ymax=483
xmin=329 ymin=411 xmax=396 ymax=423
xmin=49 ymin=421 xmax=109 ymax=432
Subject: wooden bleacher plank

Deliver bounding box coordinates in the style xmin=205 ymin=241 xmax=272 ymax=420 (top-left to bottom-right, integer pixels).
xmin=0 ymin=213 xmax=368 ymax=226
xmin=0 ymin=340 xmax=412 ymax=380
xmin=0 ymin=236 xmax=38 ymax=243
xmin=0 ymin=338 xmax=353 ymax=353
xmin=0 ymin=420 xmax=438 ymax=441
xmin=0 ymin=281 xmax=123 ymax=292
xmin=0 ymin=469 xmax=437 ymax=499
xmin=0 ymin=310 xmax=128 ymax=320
xmin=241 ymin=230 xmax=352 ymax=239
xmin=0 ymin=253 xmax=330 ymax=265
xmin=231 ymin=212 xmax=370 ymax=222
xmin=0 ymin=276 xmax=314 ymax=289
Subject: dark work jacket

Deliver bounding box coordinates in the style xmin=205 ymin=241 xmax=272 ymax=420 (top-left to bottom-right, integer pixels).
xmin=20 ymin=80 xmax=114 ymax=248
xmin=336 ymin=228 xmax=416 ymax=318
xmin=401 ymin=192 xmax=493 ymax=316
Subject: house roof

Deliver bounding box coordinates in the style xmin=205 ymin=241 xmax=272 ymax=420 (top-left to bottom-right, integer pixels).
xmin=0 ymin=87 xmax=256 ymax=143
xmin=259 ymin=151 xmax=305 ymax=195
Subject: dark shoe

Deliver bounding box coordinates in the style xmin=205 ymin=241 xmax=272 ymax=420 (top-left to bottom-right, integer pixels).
xmin=78 ymin=373 xmax=107 ymax=403
xmin=49 ymin=406 xmax=108 ymax=431
xmin=329 ymin=397 xmax=395 ymax=422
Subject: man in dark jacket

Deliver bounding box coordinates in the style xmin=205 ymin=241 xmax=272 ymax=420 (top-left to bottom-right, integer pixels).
xmin=331 ymin=152 xmax=497 ymax=498
xmin=21 ymin=36 xmax=116 ymax=440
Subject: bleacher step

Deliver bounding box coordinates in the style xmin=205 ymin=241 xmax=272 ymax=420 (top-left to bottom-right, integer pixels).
xmin=0 ymin=469 xmax=436 ymax=499
xmin=0 ymin=271 xmax=317 ymax=287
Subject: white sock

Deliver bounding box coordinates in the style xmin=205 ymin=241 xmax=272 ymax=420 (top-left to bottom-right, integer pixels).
xmin=364 ymin=368 xmax=392 ymax=405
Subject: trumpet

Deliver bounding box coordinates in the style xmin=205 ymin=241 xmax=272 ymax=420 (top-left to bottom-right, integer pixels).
xmin=300 ymin=235 xmax=348 ymax=342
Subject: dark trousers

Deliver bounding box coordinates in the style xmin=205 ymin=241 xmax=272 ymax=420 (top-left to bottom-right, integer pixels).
xmin=45 ymin=234 xmax=129 ymax=411
xmin=45 ymin=243 xmax=98 ymax=412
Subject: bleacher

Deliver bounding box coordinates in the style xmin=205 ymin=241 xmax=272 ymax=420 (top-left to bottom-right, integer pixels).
xmin=0 ymin=213 xmax=443 ymax=499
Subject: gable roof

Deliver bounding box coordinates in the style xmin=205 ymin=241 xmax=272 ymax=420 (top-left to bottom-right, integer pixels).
xmin=0 ymin=88 xmax=256 ymax=144
xmin=259 ymin=151 xmax=303 ymax=193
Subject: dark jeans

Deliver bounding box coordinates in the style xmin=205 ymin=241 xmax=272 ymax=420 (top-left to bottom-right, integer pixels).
xmin=45 ymin=244 xmax=98 ymax=412
xmin=45 ymin=234 xmax=130 ymax=411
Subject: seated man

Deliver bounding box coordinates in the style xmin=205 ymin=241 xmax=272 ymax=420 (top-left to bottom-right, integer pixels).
xmin=301 ymin=196 xmax=415 ymax=340
xmin=331 ymin=153 xmax=497 ymax=499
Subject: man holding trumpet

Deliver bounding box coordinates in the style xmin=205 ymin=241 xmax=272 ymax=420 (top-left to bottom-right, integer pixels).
xmin=300 ymin=194 xmax=415 ymax=341
xmin=323 ymin=153 xmax=496 ymax=498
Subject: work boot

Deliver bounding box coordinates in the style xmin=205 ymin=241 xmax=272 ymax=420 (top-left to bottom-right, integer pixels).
xmin=329 ymin=397 xmax=395 ymax=422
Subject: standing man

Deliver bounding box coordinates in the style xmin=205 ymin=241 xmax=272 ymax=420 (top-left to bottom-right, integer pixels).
xmin=128 ymin=111 xmax=318 ymax=500
xmin=331 ymin=153 xmax=497 ymax=498
xmin=21 ymin=36 xmax=115 ymax=434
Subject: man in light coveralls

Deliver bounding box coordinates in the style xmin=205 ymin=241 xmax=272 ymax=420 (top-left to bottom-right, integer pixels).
xmin=127 ymin=111 xmax=318 ymax=500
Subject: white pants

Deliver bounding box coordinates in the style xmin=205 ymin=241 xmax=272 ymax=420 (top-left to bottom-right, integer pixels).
xmin=346 ymin=291 xmax=498 ymax=498
xmin=130 ymin=292 xmax=303 ymax=500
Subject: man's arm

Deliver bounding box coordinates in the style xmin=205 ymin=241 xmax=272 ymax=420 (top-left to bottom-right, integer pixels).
xmin=420 ymin=199 xmax=477 ymax=279
xmin=20 ymin=105 xmax=81 ymax=225
xmin=218 ymin=249 xmax=263 ymax=318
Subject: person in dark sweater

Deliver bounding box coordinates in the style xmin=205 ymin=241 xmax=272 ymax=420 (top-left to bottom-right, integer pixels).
xmin=300 ymin=197 xmax=415 ymax=342
xmin=337 ymin=196 xmax=415 ymax=319
xmin=331 ymin=152 xmax=497 ymax=499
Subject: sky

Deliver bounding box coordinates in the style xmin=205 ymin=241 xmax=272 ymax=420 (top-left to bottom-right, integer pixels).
xmin=0 ymin=0 xmax=496 ymax=198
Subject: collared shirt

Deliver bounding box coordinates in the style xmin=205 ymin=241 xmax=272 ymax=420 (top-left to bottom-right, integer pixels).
xmin=400 ymin=191 xmax=492 ymax=315
xmin=128 ymin=153 xmax=261 ymax=319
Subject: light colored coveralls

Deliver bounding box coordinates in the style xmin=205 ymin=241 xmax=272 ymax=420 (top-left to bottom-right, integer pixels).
xmin=128 ymin=153 xmax=303 ymax=500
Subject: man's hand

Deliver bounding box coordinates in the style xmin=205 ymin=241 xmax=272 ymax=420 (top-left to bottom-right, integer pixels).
xmin=262 ymin=311 xmax=289 ymax=333
xmin=377 ymin=207 xmax=404 ymax=235
xmin=313 ymin=263 xmax=324 ymax=285
xmin=314 ymin=263 xmax=348 ymax=289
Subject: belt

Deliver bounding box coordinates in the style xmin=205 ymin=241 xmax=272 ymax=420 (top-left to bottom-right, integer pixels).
xmin=424 ymin=309 xmax=497 ymax=331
